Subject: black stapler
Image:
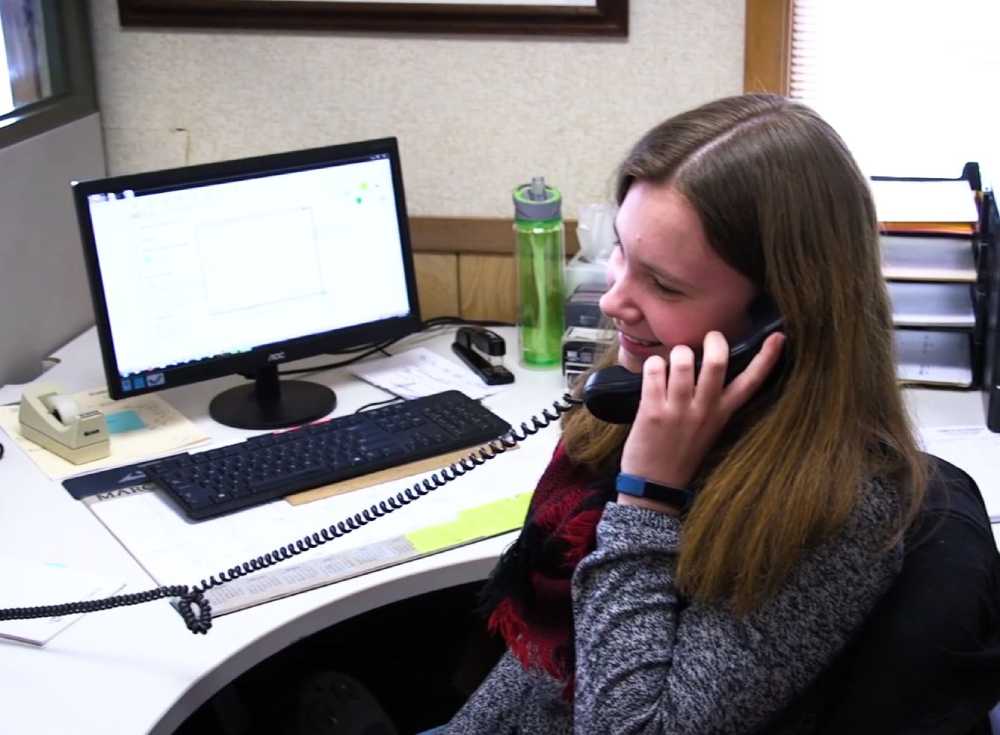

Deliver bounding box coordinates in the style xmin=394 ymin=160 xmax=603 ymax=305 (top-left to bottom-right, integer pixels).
xmin=451 ymin=327 xmax=515 ymax=386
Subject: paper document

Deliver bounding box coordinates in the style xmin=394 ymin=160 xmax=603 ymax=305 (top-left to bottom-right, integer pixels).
xmin=918 ymin=426 xmax=1000 ymax=521
xmin=870 ymin=179 xmax=978 ymax=224
xmin=881 ymin=235 xmax=976 ymax=283
xmin=200 ymin=493 xmax=531 ymax=616
xmin=85 ymin=479 xmax=531 ymax=617
xmin=0 ymin=556 xmax=124 ymax=646
xmin=895 ymin=330 xmax=972 ymax=388
xmin=83 ymin=484 xmax=418 ymax=589
xmin=0 ymin=387 xmax=209 ymax=481
xmin=351 ymin=346 xmax=511 ymax=400
xmin=888 ymin=282 xmax=975 ymax=328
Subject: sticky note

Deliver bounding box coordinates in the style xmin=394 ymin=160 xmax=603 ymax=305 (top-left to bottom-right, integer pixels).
xmin=406 ymin=492 xmax=533 ymax=554
xmin=106 ymin=409 xmax=146 ymax=434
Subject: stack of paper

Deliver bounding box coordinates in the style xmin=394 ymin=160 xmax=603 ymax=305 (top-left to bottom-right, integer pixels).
xmin=888 ymin=282 xmax=975 ymax=328
xmin=351 ymin=347 xmax=512 ymax=401
xmin=881 ymin=235 xmax=977 ymax=282
xmin=895 ymin=330 xmax=973 ymax=388
xmin=871 ymin=175 xmax=983 ymax=390
xmin=871 ymin=179 xmax=979 ymax=236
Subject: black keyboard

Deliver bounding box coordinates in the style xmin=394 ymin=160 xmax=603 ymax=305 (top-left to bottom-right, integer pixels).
xmin=145 ymin=390 xmax=512 ymax=521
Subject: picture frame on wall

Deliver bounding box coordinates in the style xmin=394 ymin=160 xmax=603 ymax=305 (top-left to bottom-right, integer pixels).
xmin=117 ymin=0 xmax=629 ymax=37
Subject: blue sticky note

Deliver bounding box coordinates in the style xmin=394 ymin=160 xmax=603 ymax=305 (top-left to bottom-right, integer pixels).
xmin=106 ymin=410 xmax=145 ymax=434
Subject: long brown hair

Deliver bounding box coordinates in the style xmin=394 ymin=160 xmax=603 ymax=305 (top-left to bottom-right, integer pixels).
xmin=562 ymin=94 xmax=927 ymax=613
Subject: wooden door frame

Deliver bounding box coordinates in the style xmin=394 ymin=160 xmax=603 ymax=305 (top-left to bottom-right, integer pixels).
xmin=744 ymin=0 xmax=793 ymax=94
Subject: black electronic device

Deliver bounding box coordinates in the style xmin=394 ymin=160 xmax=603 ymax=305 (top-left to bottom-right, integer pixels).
xmin=562 ymin=326 xmax=616 ymax=388
xmin=982 ymin=191 xmax=1000 ymax=431
xmin=451 ymin=326 xmax=515 ymax=385
xmin=145 ymin=390 xmax=512 ymax=520
xmin=565 ymin=284 xmax=606 ymax=328
xmin=583 ymin=304 xmax=784 ymax=424
xmin=72 ymin=138 xmax=422 ymax=430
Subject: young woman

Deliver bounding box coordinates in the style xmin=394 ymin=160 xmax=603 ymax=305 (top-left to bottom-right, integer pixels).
xmin=441 ymin=93 xmax=928 ymax=733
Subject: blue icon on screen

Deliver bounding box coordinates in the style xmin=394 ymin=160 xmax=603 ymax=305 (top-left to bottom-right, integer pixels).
xmin=121 ymin=378 xmax=133 ymax=392
xmin=133 ymin=375 xmax=146 ymax=389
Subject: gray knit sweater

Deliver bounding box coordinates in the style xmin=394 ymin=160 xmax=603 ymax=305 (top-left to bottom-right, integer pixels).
xmin=443 ymin=482 xmax=902 ymax=734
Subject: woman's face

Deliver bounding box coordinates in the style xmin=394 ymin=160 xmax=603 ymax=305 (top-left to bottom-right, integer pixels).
xmin=599 ymin=181 xmax=758 ymax=373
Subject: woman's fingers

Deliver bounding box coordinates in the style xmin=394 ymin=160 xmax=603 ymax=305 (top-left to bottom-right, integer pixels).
xmin=623 ymin=331 xmax=785 ymax=493
xmin=694 ymin=331 xmax=728 ymax=404
xmin=639 ymin=355 xmax=668 ymax=410
xmin=723 ymin=332 xmax=786 ymax=411
xmin=665 ymin=345 xmax=696 ymax=408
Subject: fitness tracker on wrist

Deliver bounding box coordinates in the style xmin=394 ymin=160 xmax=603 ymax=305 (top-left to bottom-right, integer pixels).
xmin=616 ymin=472 xmax=693 ymax=511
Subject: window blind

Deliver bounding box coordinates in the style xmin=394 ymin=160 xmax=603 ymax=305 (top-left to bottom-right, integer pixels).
xmin=789 ymin=0 xmax=999 ymax=185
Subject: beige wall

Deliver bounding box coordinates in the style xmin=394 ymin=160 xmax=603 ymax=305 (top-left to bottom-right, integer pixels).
xmin=88 ymin=0 xmax=745 ymax=220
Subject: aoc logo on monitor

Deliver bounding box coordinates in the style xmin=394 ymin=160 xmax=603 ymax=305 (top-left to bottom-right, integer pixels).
xmin=267 ymin=352 xmax=286 ymax=363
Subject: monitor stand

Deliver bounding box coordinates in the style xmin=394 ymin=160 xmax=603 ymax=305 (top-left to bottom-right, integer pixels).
xmin=209 ymin=365 xmax=336 ymax=430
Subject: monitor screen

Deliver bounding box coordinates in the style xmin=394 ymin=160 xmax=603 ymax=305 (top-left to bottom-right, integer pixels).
xmin=73 ymin=137 xmax=422 ymax=430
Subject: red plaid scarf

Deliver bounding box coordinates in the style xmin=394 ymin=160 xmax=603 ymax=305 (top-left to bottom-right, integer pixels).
xmin=479 ymin=442 xmax=612 ymax=700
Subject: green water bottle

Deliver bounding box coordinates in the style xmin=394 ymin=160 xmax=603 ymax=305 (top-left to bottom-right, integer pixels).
xmin=514 ymin=177 xmax=566 ymax=367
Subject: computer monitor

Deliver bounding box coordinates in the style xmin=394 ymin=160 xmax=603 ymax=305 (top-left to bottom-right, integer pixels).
xmin=72 ymin=137 xmax=422 ymax=430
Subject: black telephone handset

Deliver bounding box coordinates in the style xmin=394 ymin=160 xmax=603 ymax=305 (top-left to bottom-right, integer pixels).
xmin=583 ymin=305 xmax=784 ymax=424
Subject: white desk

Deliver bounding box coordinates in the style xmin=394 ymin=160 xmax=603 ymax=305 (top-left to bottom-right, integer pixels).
xmin=0 ymin=327 xmax=996 ymax=734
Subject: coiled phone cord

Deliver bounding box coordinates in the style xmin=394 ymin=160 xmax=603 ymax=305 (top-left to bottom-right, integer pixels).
xmin=0 ymin=395 xmax=581 ymax=634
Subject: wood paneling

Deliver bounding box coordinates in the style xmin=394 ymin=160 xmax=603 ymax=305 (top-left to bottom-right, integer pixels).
xmin=459 ymin=254 xmax=517 ymax=323
xmin=410 ymin=217 xmax=580 ymax=322
xmin=744 ymin=0 xmax=793 ymax=94
xmin=413 ymin=252 xmax=459 ymax=319
xmin=410 ymin=216 xmax=579 ymax=256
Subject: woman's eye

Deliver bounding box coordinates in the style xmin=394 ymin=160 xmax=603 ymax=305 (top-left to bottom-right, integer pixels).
xmin=654 ymin=280 xmax=681 ymax=295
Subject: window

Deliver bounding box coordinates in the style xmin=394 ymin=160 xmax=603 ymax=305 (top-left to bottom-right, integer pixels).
xmin=0 ymin=1 xmax=96 ymax=149
xmin=0 ymin=0 xmax=53 ymax=116
xmin=745 ymin=0 xmax=999 ymax=183
xmin=0 ymin=16 xmax=14 ymax=113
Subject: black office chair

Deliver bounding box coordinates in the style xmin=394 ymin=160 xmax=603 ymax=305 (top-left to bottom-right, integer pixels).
xmin=771 ymin=454 xmax=1000 ymax=734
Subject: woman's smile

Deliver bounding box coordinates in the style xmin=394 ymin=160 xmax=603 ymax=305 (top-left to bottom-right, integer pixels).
xmin=619 ymin=329 xmax=661 ymax=348
xmin=617 ymin=330 xmax=664 ymax=362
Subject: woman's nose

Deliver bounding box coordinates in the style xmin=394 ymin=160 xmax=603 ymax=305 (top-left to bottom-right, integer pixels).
xmin=599 ymin=274 xmax=640 ymax=325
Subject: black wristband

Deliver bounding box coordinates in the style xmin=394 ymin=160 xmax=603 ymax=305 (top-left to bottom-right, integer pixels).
xmin=616 ymin=472 xmax=693 ymax=511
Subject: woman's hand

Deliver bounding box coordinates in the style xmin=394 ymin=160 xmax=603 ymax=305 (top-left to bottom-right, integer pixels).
xmin=618 ymin=331 xmax=786 ymax=510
